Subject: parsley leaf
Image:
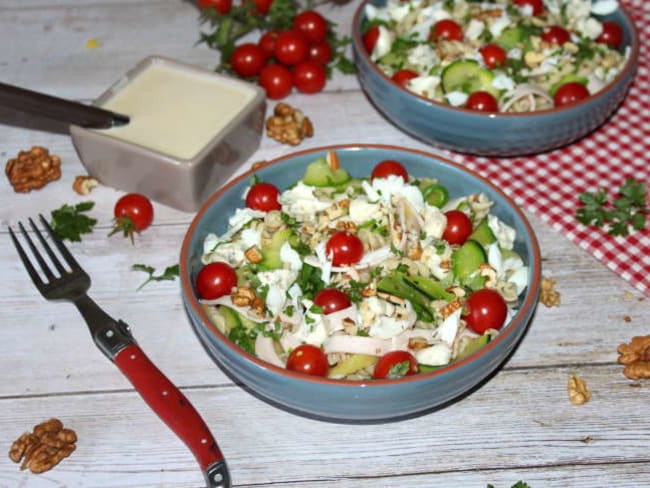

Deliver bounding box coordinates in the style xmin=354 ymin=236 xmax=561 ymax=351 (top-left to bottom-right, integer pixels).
xmin=50 ymin=202 xmax=97 ymax=242
xmin=132 ymin=263 xmax=180 ymax=290
xmin=576 ymin=178 xmax=648 ymax=237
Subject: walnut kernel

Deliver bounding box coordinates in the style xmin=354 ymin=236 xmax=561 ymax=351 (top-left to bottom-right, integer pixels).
xmin=568 ymin=373 xmax=591 ymax=405
xmin=266 ymin=103 xmax=314 ymax=145
xmin=72 ymin=175 xmax=99 ymax=195
xmin=540 ymin=277 xmax=561 ymax=307
xmin=8 ymin=418 xmax=77 ymax=474
xmin=5 ymin=146 xmax=62 ymax=192
xmin=617 ymin=335 xmax=650 ymax=380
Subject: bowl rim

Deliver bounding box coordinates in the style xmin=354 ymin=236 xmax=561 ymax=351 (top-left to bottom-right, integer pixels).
xmin=351 ymin=0 xmax=640 ymax=118
xmin=180 ymin=143 xmax=542 ymax=387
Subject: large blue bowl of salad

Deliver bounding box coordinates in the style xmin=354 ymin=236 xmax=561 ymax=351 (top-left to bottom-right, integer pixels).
xmin=180 ymin=144 xmax=541 ymax=422
xmin=352 ymin=0 xmax=639 ymax=157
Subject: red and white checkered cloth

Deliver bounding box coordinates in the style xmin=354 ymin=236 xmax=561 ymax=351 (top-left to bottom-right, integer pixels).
xmin=448 ymin=0 xmax=650 ymax=297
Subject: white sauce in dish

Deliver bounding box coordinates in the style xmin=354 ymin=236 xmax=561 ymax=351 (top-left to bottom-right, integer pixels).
xmin=98 ymin=63 xmax=256 ymax=160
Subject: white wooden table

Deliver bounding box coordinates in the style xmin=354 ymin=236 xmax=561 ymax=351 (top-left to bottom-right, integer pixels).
xmin=1 ymin=1 xmax=649 ymax=487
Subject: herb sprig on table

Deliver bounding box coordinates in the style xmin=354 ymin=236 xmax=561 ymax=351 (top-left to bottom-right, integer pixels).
xmin=50 ymin=202 xmax=98 ymax=242
xmin=576 ymin=178 xmax=648 ymax=237
xmin=132 ymin=264 xmax=180 ymax=290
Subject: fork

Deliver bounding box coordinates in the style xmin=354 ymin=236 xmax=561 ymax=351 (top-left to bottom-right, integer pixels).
xmin=9 ymin=215 xmax=231 ymax=488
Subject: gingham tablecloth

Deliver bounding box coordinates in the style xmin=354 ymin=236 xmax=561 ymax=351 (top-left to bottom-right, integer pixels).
xmin=448 ymin=0 xmax=650 ymax=297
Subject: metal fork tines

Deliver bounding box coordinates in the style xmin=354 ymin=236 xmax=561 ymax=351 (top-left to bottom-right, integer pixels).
xmin=9 ymin=214 xmax=135 ymax=359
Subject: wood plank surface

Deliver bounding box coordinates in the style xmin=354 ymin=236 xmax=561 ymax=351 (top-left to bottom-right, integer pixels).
xmin=0 ymin=0 xmax=648 ymax=487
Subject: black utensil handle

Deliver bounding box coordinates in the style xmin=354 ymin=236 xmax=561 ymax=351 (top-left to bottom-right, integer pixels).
xmin=0 ymin=81 xmax=129 ymax=128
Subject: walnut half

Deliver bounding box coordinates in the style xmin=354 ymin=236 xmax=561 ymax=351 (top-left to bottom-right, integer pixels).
xmin=617 ymin=335 xmax=650 ymax=380
xmin=5 ymin=146 xmax=62 ymax=193
xmin=266 ymin=103 xmax=314 ymax=146
xmin=8 ymin=418 xmax=77 ymax=474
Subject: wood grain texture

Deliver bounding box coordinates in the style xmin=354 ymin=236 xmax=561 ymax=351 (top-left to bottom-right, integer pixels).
xmin=0 ymin=1 xmax=648 ymax=487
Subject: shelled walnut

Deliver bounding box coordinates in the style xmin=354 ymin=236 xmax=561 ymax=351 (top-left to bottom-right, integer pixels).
xmin=540 ymin=277 xmax=561 ymax=307
xmin=617 ymin=335 xmax=650 ymax=380
xmin=568 ymin=373 xmax=591 ymax=405
xmin=5 ymin=146 xmax=62 ymax=192
xmin=8 ymin=418 xmax=77 ymax=474
xmin=266 ymin=103 xmax=314 ymax=145
xmin=72 ymin=175 xmax=99 ymax=195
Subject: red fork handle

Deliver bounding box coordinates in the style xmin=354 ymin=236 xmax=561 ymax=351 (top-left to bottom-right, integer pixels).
xmin=114 ymin=344 xmax=231 ymax=488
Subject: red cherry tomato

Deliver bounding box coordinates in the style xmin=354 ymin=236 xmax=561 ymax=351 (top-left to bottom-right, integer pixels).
xmin=513 ymin=0 xmax=543 ymax=15
xmin=313 ymin=288 xmax=351 ymax=315
xmin=362 ymin=25 xmax=380 ymax=55
xmin=198 ymin=0 xmax=232 ymax=14
xmin=286 ymin=344 xmax=329 ymax=377
xmin=308 ymin=41 xmax=333 ymax=65
xmin=258 ymin=63 xmax=293 ymax=99
xmin=541 ymin=25 xmax=571 ymax=45
xmin=111 ymin=193 xmax=154 ymax=240
xmin=196 ymin=262 xmax=238 ymax=300
xmin=248 ymin=0 xmax=273 ymax=15
xmin=442 ymin=210 xmax=473 ymax=245
xmin=245 ymin=182 xmax=281 ymax=211
xmin=274 ymin=30 xmax=309 ymax=66
xmin=391 ymin=69 xmax=419 ymax=88
xmin=465 ymin=91 xmax=499 ymax=112
xmin=429 ymin=19 xmax=463 ymax=42
xmin=373 ymin=350 xmax=419 ymax=379
xmin=554 ymin=82 xmax=589 ymax=107
xmin=596 ymin=21 xmax=623 ymax=48
xmin=258 ymin=30 xmax=280 ymax=59
xmin=464 ymin=289 xmax=508 ymax=334
xmin=292 ymin=10 xmax=328 ymax=45
xmin=292 ymin=60 xmax=327 ymax=94
xmin=371 ymin=159 xmax=408 ymax=181
xmin=326 ymin=231 xmax=364 ymax=266
xmin=230 ymin=43 xmax=266 ymax=78
xmin=479 ymin=43 xmax=506 ymax=69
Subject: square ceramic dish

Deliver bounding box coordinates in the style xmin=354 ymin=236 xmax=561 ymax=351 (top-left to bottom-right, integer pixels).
xmin=70 ymin=56 xmax=266 ymax=212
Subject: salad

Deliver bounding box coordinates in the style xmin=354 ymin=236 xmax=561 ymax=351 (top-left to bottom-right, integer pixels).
xmin=361 ymin=0 xmax=629 ymax=112
xmin=196 ymin=152 xmax=529 ymax=380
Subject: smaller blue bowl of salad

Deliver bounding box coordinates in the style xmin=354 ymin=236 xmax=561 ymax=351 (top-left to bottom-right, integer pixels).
xmin=352 ymin=0 xmax=639 ymax=157
xmin=180 ymin=145 xmax=541 ymax=422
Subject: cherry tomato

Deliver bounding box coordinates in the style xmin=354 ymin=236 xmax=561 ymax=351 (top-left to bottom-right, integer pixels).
xmin=554 ymin=82 xmax=589 ymax=107
xmin=442 ymin=210 xmax=473 ymax=245
xmin=230 ymin=43 xmax=266 ymax=78
xmin=111 ymin=193 xmax=154 ymax=241
xmin=258 ymin=63 xmax=293 ymax=99
xmin=308 ymin=41 xmax=333 ymax=65
xmin=391 ymin=69 xmax=419 ymax=88
xmin=292 ymin=60 xmax=327 ymax=94
xmin=286 ymin=344 xmax=328 ymax=377
xmin=596 ymin=21 xmax=623 ymax=48
xmin=479 ymin=43 xmax=506 ymax=69
xmin=258 ymin=30 xmax=280 ymax=59
xmin=541 ymin=25 xmax=571 ymax=45
xmin=198 ymin=0 xmax=232 ymax=14
xmin=292 ymin=10 xmax=328 ymax=45
xmin=196 ymin=262 xmax=237 ymax=300
xmin=513 ymin=0 xmax=543 ymax=15
xmin=326 ymin=231 xmax=364 ymax=266
xmin=465 ymin=91 xmax=499 ymax=112
xmin=314 ymin=288 xmax=351 ymax=315
xmin=245 ymin=182 xmax=281 ymax=211
xmin=274 ymin=30 xmax=309 ymax=66
xmin=429 ymin=19 xmax=463 ymax=42
xmin=463 ymin=289 xmax=508 ymax=334
xmin=373 ymin=350 xmax=419 ymax=379
xmin=248 ymin=0 xmax=273 ymax=15
xmin=371 ymin=159 xmax=408 ymax=181
xmin=362 ymin=25 xmax=380 ymax=55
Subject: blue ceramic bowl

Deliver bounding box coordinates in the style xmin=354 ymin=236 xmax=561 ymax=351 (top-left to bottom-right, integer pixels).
xmin=352 ymin=1 xmax=639 ymax=157
xmin=180 ymin=145 xmax=541 ymax=422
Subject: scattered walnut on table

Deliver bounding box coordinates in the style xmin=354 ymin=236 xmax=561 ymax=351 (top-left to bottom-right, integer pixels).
xmin=540 ymin=277 xmax=561 ymax=307
xmin=5 ymin=146 xmax=62 ymax=192
xmin=72 ymin=175 xmax=99 ymax=195
xmin=8 ymin=418 xmax=77 ymax=474
xmin=617 ymin=335 xmax=650 ymax=380
xmin=265 ymin=102 xmax=314 ymax=145
xmin=568 ymin=373 xmax=592 ymax=405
